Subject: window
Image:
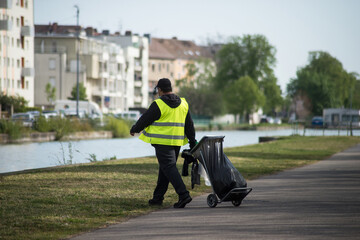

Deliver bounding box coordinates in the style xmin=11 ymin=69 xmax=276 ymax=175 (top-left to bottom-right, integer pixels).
xmin=167 ymin=63 xmax=169 ymax=73
xmin=152 ymin=63 xmax=155 ymax=72
xmin=11 ymin=79 xmax=14 ymax=88
xmin=25 ymin=80 xmax=29 ymax=90
xmin=17 ymin=39 xmax=20 ymax=48
xmin=49 ymin=59 xmax=56 ymax=70
xmin=49 ymin=77 xmax=56 ymax=87
xmin=158 ymin=63 xmax=161 ymax=72
xmin=17 ymin=59 xmax=20 ymax=68
xmin=117 ymin=63 xmax=121 ymax=72
xmin=16 ymin=18 xmax=19 ymax=27
xmin=17 ymin=80 xmax=21 ymax=89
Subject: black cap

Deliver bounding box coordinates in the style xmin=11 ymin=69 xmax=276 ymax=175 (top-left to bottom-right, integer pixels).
xmin=156 ymin=78 xmax=172 ymax=89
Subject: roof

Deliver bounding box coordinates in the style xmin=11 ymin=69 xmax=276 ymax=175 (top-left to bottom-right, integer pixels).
xmin=150 ymin=37 xmax=215 ymax=60
xmin=35 ymin=23 xmax=80 ymax=35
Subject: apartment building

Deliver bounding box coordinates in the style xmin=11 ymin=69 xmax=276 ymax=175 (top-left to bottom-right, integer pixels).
xmin=0 ymin=0 xmax=34 ymax=106
xmin=34 ymin=23 xmax=127 ymax=113
xmin=93 ymin=30 xmax=149 ymax=109
xmin=148 ymin=37 xmax=215 ymax=98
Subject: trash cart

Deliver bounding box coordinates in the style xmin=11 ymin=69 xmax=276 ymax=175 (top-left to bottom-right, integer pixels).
xmin=184 ymin=135 xmax=252 ymax=208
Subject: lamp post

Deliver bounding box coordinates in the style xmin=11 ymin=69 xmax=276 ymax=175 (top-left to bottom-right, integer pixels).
xmin=74 ymin=5 xmax=80 ymax=117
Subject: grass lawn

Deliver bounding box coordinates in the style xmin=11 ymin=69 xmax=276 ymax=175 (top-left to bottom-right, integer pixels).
xmin=0 ymin=136 xmax=359 ymax=239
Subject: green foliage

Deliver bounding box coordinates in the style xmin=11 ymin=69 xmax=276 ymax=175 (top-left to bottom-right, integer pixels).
xmin=45 ymin=83 xmax=56 ymax=104
xmin=350 ymin=78 xmax=360 ymax=109
xmin=49 ymin=117 xmax=73 ymax=140
xmin=215 ymin=35 xmax=282 ymax=116
xmin=104 ymin=117 xmax=130 ymax=138
xmin=68 ymin=83 xmax=87 ymax=101
xmin=33 ymin=116 xmax=52 ymax=132
xmin=178 ymin=58 xmax=224 ymax=116
xmin=287 ymin=51 xmax=357 ymax=115
xmin=0 ymin=93 xmax=28 ymax=113
xmin=223 ymin=76 xmax=265 ymax=117
xmin=0 ymin=119 xmax=24 ymax=140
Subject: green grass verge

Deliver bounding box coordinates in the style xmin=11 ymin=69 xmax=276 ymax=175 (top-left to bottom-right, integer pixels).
xmin=0 ymin=136 xmax=359 ymax=239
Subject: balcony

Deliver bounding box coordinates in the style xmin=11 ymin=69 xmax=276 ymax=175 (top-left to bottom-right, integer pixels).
xmin=0 ymin=20 xmax=12 ymax=31
xmin=21 ymin=25 xmax=35 ymax=37
xmin=0 ymin=0 xmax=12 ymax=8
xmin=134 ymin=81 xmax=142 ymax=87
xmin=21 ymin=68 xmax=34 ymax=77
xmin=134 ymin=95 xmax=142 ymax=103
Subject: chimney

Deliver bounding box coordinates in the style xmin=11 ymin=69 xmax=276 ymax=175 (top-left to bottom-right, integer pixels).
xmin=85 ymin=27 xmax=95 ymax=36
xmin=172 ymin=36 xmax=177 ymax=40
xmin=52 ymin=22 xmax=58 ymax=33
xmin=102 ymin=30 xmax=110 ymax=36
xmin=125 ymin=30 xmax=132 ymax=36
xmin=144 ymin=33 xmax=151 ymax=43
xmin=114 ymin=31 xmax=120 ymax=36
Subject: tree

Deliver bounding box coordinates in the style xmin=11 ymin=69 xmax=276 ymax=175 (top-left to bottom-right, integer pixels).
xmin=215 ymin=34 xmax=282 ymax=115
xmin=0 ymin=94 xmax=28 ymax=113
xmin=223 ymin=76 xmax=265 ymax=122
xmin=45 ymin=83 xmax=56 ymax=104
xmin=287 ymin=51 xmax=357 ymax=115
xmin=68 ymin=83 xmax=87 ymax=101
xmin=178 ymin=58 xmax=224 ymax=116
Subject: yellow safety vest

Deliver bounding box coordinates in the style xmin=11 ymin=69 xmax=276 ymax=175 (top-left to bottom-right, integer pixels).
xmin=139 ymin=98 xmax=189 ymax=146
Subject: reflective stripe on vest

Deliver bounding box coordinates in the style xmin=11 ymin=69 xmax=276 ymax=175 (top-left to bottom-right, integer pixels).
xmin=139 ymin=98 xmax=188 ymax=146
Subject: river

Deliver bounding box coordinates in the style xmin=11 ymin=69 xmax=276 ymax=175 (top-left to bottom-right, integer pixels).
xmin=1 ymin=128 xmax=359 ymax=174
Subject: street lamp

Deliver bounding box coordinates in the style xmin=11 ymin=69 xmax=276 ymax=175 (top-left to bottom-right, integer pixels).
xmin=74 ymin=5 xmax=80 ymax=117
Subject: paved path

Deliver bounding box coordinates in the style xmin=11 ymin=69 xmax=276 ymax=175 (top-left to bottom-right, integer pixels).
xmin=70 ymin=144 xmax=360 ymax=240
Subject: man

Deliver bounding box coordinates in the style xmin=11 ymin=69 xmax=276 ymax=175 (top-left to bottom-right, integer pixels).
xmin=130 ymin=78 xmax=196 ymax=208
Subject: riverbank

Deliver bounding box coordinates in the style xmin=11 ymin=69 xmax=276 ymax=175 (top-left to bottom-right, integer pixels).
xmin=0 ymin=131 xmax=113 ymax=144
xmin=1 ymin=136 xmax=359 ymax=240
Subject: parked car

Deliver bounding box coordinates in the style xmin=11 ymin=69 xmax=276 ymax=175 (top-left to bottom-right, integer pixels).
xmin=42 ymin=110 xmax=58 ymax=119
xmin=311 ymin=116 xmax=324 ymax=127
xmin=260 ymin=116 xmax=274 ymax=124
xmin=274 ymin=118 xmax=282 ymax=125
xmin=12 ymin=113 xmax=35 ymax=127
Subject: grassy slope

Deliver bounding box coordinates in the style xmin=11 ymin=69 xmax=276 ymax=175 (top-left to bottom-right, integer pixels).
xmin=0 ymin=136 xmax=359 ymax=239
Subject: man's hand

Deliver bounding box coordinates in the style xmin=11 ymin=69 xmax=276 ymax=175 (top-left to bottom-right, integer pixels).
xmin=130 ymin=132 xmax=135 ymax=136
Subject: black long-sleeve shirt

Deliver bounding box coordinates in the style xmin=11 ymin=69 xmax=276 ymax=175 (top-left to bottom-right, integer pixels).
xmin=130 ymin=94 xmax=196 ymax=147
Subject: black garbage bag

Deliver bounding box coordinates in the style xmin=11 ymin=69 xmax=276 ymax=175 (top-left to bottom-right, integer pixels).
xmin=190 ymin=136 xmax=247 ymax=199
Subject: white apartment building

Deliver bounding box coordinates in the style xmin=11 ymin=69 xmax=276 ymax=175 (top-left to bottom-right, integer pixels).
xmin=94 ymin=33 xmax=149 ymax=109
xmin=0 ymin=0 xmax=34 ymax=106
xmin=35 ymin=24 xmax=127 ymax=113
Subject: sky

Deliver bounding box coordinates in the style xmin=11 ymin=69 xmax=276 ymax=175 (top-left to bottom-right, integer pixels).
xmin=34 ymin=0 xmax=360 ymax=93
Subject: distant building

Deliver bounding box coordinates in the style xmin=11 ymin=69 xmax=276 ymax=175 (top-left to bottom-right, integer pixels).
xmin=92 ymin=30 xmax=149 ymax=109
xmin=0 ymin=0 xmax=35 ymax=106
xmin=323 ymin=108 xmax=360 ymax=128
xmin=148 ymin=37 xmax=215 ymax=101
xmin=34 ymin=23 xmax=127 ymax=113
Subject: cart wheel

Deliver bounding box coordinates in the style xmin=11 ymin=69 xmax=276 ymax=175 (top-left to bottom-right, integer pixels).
xmin=232 ymin=199 xmax=242 ymax=207
xmin=207 ymin=194 xmax=217 ymax=208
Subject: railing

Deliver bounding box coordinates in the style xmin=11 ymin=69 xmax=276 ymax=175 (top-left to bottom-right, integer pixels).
xmin=35 ymin=46 xmax=67 ymax=54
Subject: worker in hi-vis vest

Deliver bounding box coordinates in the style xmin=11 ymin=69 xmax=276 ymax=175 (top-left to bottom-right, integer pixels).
xmin=130 ymin=78 xmax=197 ymax=208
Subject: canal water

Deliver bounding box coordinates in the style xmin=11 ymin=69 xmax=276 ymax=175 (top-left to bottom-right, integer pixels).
xmin=1 ymin=128 xmax=359 ymax=174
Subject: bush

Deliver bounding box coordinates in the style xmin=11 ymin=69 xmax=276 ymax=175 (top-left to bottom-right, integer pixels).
xmin=69 ymin=118 xmax=93 ymax=132
xmin=48 ymin=117 xmax=73 ymax=140
xmin=104 ymin=117 xmax=130 ymax=138
xmin=0 ymin=119 xmax=24 ymax=140
xmin=33 ymin=116 xmax=52 ymax=132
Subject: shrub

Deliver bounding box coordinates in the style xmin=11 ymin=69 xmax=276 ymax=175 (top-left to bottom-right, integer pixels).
xmin=104 ymin=117 xmax=130 ymax=138
xmin=33 ymin=116 xmax=52 ymax=132
xmin=0 ymin=119 xmax=24 ymax=140
xmin=48 ymin=117 xmax=73 ymax=140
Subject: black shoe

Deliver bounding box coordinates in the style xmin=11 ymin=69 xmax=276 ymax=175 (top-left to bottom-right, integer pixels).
xmin=148 ymin=199 xmax=163 ymax=206
xmin=173 ymin=196 xmax=192 ymax=208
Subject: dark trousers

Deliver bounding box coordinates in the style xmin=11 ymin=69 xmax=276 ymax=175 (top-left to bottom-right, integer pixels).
xmin=152 ymin=144 xmax=189 ymax=200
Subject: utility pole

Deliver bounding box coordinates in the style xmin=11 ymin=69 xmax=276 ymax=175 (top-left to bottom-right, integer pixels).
xmin=74 ymin=5 xmax=80 ymax=117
